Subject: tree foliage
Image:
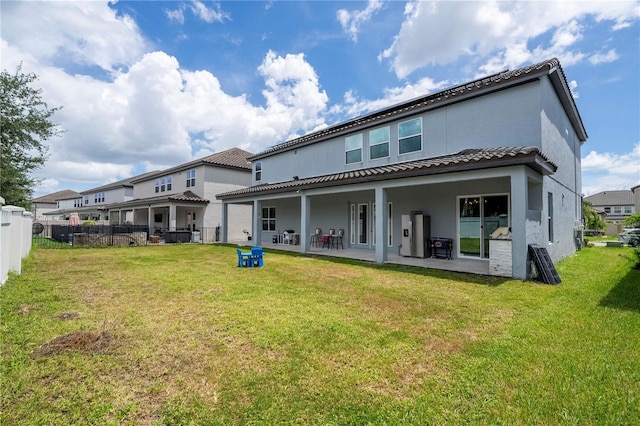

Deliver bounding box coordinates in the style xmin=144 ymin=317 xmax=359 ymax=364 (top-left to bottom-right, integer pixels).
xmin=1 ymin=65 xmax=62 ymax=209
xmin=582 ymin=200 xmax=605 ymax=232
xmin=623 ymin=213 xmax=640 ymax=228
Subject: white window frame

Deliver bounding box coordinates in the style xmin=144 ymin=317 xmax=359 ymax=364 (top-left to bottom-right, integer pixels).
xmin=369 ymin=126 xmax=390 ymax=160
xmin=261 ymin=207 xmax=276 ymax=232
xmin=186 ymin=169 xmax=196 ymax=188
xmin=345 ymin=134 xmax=363 ymax=165
xmin=255 ymin=162 xmax=262 ymax=182
xmin=398 ymin=117 xmax=422 ymax=155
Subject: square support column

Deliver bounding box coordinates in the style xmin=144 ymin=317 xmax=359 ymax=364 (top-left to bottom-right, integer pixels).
xmin=253 ymin=200 xmax=262 ymax=246
xmin=221 ymin=202 xmax=229 ymax=242
xmin=300 ymin=194 xmax=310 ymax=252
xmin=510 ymin=168 xmax=528 ymax=279
xmin=375 ymin=186 xmax=388 ymax=264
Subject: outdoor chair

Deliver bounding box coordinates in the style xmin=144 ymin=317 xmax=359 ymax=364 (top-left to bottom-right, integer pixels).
xmin=236 ymin=248 xmax=252 ymax=268
xmin=310 ymin=228 xmax=322 ymax=247
xmin=250 ymin=246 xmax=264 ymax=267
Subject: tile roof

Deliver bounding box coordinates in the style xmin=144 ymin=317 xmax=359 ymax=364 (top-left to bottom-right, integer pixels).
xmin=584 ymin=190 xmax=635 ymax=206
xmin=218 ymin=146 xmax=556 ymax=200
xmin=105 ymin=191 xmax=209 ymax=209
xmin=250 ymin=57 xmax=586 ymax=161
xmin=81 ymin=171 xmax=160 ymax=194
xmin=32 ymin=189 xmax=81 ymax=203
xmin=131 ymin=147 xmax=253 ymax=183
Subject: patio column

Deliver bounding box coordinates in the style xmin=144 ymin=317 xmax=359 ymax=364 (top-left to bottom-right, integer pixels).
xmin=253 ymin=200 xmax=262 ymax=246
xmin=375 ymin=186 xmax=388 ymax=264
xmin=221 ymin=202 xmax=228 ymax=243
xmin=169 ymin=204 xmax=176 ymax=231
xmin=147 ymin=206 xmax=152 ymax=228
xmin=510 ymin=168 xmax=527 ymax=279
xmin=300 ymin=194 xmax=310 ymax=252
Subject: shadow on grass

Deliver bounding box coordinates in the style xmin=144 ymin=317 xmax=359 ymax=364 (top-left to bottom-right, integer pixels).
xmin=599 ymin=249 xmax=640 ymax=313
xmin=244 ymin=244 xmax=510 ymax=287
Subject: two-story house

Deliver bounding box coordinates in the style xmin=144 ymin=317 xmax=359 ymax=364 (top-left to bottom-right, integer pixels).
xmin=32 ymin=189 xmax=81 ymax=220
xmin=42 ymin=173 xmax=158 ymax=222
xmin=217 ymin=58 xmax=587 ymax=279
xmin=106 ymin=148 xmax=253 ymax=242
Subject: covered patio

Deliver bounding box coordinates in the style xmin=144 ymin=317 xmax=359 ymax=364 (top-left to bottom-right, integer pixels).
xmin=230 ymin=239 xmax=491 ymax=275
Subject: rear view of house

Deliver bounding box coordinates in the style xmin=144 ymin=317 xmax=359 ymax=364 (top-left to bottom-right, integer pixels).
xmin=217 ymin=58 xmax=587 ymax=279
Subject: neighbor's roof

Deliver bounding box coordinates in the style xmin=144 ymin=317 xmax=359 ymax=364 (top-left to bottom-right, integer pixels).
xmin=79 ymin=171 xmax=160 ymax=195
xmin=105 ymin=191 xmax=209 ymax=209
xmin=584 ymin=190 xmax=635 ymax=206
xmin=130 ymin=147 xmax=253 ymax=183
xmin=32 ymin=189 xmax=81 ymax=203
xmin=218 ymin=146 xmax=556 ymax=200
xmin=250 ymin=57 xmax=587 ymax=162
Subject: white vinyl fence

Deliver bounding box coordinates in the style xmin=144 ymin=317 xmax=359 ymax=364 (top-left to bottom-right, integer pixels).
xmin=1 ymin=197 xmax=33 ymax=285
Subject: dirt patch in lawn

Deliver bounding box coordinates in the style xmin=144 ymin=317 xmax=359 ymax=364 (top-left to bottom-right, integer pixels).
xmin=54 ymin=311 xmax=81 ymax=320
xmin=36 ymin=330 xmax=112 ymax=356
xmin=16 ymin=305 xmax=39 ymax=314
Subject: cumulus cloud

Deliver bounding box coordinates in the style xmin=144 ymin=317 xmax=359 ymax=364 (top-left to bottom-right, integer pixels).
xmin=1 ymin=1 xmax=146 ymax=72
xmin=582 ymin=142 xmax=640 ymax=195
xmin=589 ymin=49 xmax=620 ymax=65
xmin=380 ymin=1 xmax=639 ymax=79
xmin=337 ymin=0 xmax=383 ymax=42
xmin=333 ymin=76 xmax=450 ymax=118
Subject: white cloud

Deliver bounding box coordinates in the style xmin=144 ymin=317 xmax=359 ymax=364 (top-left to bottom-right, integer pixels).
xmin=190 ymin=1 xmax=228 ymax=23
xmin=337 ymin=0 xmax=383 ymax=42
xmin=1 ymin=1 xmax=146 ymax=72
xmin=581 ymin=142 xmax=640 ymax=195
xmin=380 ymin=1 xmax=638 ymax=79
xmin=334 ymin=76 xmax=450 ymax=118
xmin=589 ymin=48 xmax=620 ymax=65
xmin=166 ymin=8 xmax=185 ymax=24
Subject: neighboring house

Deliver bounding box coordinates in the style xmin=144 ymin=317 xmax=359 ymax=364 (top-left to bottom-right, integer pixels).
xmin=217 ymin=58 xmax=587 ymax=279
xmin=585 ymin=187 xmax=640 ymax=235
xmin=42 ymin=172 xmax=158 ymax=222
xmin=106 ymin=147 xmax=253 ymax=242
xmin=584 ymin=189 xmax=637 ymax=223
xmin=31 ymin=189 xmax=81 ymax=220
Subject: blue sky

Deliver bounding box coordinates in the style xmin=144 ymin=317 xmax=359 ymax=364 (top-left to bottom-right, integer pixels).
xmin=2 ymin=1 xmax=638 ymax=198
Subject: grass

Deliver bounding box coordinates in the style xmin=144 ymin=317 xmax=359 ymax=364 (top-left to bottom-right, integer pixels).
xmin=1 ymin=244 xmax=639 ymax=425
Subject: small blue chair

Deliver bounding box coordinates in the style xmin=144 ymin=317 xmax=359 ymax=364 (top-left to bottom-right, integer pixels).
xmin=237 ymin=248 xmax=252 ymax=268
xmin=250 ymin=246 xmax=264 ymax=267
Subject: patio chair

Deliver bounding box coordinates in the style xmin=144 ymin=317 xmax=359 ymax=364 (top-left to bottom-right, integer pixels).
xmin=310 ymin=228 xmax=322 ymax=247
xmin=250 ymin=246 xmax=265 ymax=267
xmin=236 ymin=248 xmax=252 ymax=268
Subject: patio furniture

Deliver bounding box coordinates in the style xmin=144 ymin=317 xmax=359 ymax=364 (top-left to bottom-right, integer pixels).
xmin=334 ymin=229 xmax=345 ymax=249
xmin=237 ymin=248 xmax=252 ymax=268
xmin=310 ymin=228 xmax=322 ymax=247
xmin=250 ymin=246 xmax=265 ymax=267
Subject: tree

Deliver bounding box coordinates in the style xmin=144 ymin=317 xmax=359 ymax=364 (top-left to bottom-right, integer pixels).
xmin=623 ymin=213 xmax=640 ymax=228
xmin=582 ymin=200 xmax=605 ymax=233
xmin=1 ymin=65 xmax=62 ymax=209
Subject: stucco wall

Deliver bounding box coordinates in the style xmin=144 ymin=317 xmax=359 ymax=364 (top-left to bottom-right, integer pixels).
xmin=255 ymin=81 xmax=544 ymax=186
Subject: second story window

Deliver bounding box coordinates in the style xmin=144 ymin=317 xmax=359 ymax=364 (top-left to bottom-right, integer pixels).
xmin=186 ymin=169 xmax=196 ymax=188
xmin=74 ymin=198 xmax=82 ymax=208
xmin=155 ymin=176 xmax=173 ymax=193
xmin=94 ymin=192 xmax=105 ymax=203
xmin=345 ymin=134 xmax=363 ymax=164
xmin=83 ymin=195 xmax=89 ymax=206
xmin=398 ymin=117 xmax=422 ymax=154
xmin=255 ymin=162 xmax=262 ymax=181
xmin=369 ymin=126 xmax=390 ymax=160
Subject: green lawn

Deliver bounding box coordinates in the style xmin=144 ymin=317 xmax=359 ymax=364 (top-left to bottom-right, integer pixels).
xmin=1 ymin=244 xmax=638 ymax=425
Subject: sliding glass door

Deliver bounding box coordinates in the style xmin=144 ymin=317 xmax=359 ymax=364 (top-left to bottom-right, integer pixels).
xmin=459 ymin=194 xmax=509 ymax=258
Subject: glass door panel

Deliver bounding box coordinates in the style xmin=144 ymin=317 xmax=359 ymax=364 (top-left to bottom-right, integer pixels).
xmin=482 ymin=195 xmax=509 ymax=258
xmin=358 ymin=204 xmax=368 ymax=245
xmin=459 ymin=197 xmax=481 ymax=257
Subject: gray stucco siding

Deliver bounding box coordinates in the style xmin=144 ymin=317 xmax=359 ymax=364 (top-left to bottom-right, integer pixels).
xmin=255 ymin=80 xmax=546 ymax=187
